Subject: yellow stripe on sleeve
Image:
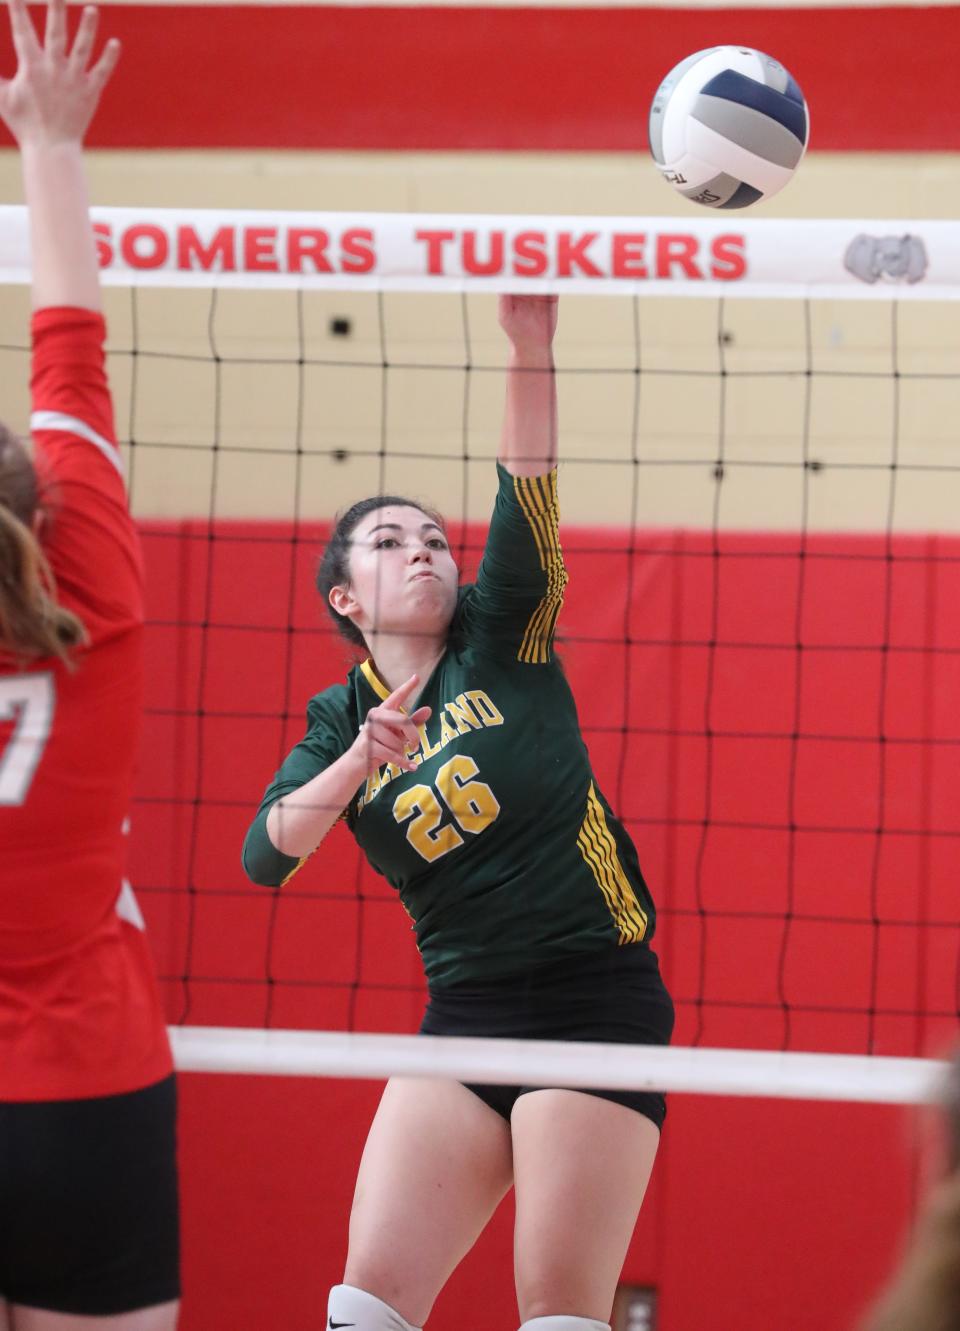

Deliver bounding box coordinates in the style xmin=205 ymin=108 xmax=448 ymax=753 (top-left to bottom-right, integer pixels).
xmin=280 ymin=854 xmax=310 ymax=887
xmin=576 ymin=783 xmax=648 ymax=944
xmin=513 ymin=470 xmax=568 ymax=665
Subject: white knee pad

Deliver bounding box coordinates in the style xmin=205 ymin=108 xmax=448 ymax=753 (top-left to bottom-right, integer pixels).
xmin=327 ymin=1284 xmax=422 ymax=1331
xmin=518 ymin=1319 xmax=611 ymax=1331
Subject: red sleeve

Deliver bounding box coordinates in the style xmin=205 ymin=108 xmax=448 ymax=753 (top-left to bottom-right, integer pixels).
xmin=30 ymin=307 xmax=143 ymax=642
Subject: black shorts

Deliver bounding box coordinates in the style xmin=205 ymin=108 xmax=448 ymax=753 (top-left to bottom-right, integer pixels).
xmin=420 ymin=943 xmax=675 ymax=1130
xmin=0 ymin=1074 xmax=180 ymax=1316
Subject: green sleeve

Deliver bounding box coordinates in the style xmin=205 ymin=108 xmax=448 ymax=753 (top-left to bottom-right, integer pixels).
xmin=242 ymin=806 xmax=302 ymax=888
xmin=457 ymin=462 xmax=568 ymax=664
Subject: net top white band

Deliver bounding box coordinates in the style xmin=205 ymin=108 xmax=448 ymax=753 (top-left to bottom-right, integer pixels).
xmin=170 ymin=1028 xmax=949 ymax=1106
xmin=2 ymin=206 xmax=959 ymax=299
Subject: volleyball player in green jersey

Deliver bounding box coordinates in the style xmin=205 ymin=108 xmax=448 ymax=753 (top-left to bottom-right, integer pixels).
xmin=243 ymin=294 xmax=674 ymax=1331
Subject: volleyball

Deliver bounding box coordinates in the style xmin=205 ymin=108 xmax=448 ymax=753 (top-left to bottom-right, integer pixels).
xmin=649 ymin=46 xmax=809 ymax=209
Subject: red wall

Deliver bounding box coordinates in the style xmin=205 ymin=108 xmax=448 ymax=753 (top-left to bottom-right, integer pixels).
xmin=132 ymin=518 xmax=960 ymax=1330
xmin=3 ymin=6 xmax=958 ymax=151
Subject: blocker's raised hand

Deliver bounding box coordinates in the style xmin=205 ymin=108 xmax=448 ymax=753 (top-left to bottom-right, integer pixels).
xmin=0 ymin=0 xmax=120 ymax=147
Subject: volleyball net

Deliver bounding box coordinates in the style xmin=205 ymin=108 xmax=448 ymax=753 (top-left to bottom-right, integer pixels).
xmin=2 ymin=206 xmax=958 ymax=1105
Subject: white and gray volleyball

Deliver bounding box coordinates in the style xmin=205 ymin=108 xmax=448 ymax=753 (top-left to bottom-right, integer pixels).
xmin=649 ymin=46 xmax=809 ymax=209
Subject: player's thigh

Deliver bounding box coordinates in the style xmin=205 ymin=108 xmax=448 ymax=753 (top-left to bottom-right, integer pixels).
xmin=1 ymin=1303 xmax=11 ymax=1331
xmin=511 ymin=1089 xmax=660 ymax=1323
xmin=344 ymin=1076 xmax=513 ymax=1326
xmin=10 ymin=1301 xmax=179 ymax=1331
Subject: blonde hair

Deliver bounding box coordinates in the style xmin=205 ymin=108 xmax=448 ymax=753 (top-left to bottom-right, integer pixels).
xmin=0 ymin=423 xmax=87 ymax=667
xmin=862 ymin=1054 xmax=960 ymax=1331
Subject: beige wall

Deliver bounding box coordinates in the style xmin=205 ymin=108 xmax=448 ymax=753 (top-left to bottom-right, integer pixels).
xmin=3 ymin=148 xmax=959 ymax=216
xmin=2 ymin=149 xmax=958 ymax=530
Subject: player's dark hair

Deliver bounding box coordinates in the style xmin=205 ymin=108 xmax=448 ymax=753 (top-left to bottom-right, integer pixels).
xmin=0 ymin=423 xmax=87 ymax=667
xmin=861 ymin=1050 xmax=960 ymax=1331
xmin=316 ymin=494 xmax=448 ymax=647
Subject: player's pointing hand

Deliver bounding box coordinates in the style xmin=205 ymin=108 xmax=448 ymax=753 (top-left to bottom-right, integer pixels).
xmin=353 ymin=674 xmax=431 ymax=775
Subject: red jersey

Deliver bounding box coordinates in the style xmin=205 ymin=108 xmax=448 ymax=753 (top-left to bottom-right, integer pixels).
xmin=0 ymin=306 xmax=172 ymax=1102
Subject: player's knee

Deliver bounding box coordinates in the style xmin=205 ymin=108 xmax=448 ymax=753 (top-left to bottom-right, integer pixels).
xmin=517 ymin=1319 xmax=611 ymax=1331
xmin=327 ymin=1283 xmax=422 ymax=1331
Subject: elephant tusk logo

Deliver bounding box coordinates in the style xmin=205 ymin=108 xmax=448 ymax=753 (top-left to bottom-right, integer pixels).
xmin=843 ymin=233 xmax=929 ymax=285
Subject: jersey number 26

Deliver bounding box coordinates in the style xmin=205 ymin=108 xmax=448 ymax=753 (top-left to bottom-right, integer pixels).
xmin=392 ymin=753 xmax=501 ymax=863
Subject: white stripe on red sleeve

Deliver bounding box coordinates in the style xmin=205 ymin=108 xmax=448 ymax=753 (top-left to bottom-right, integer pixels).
xmin=30 ymin=410 xmax=125 ymax=479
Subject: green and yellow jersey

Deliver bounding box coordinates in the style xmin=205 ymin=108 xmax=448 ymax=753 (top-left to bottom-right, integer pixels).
xmin=242 ymin=463 xmax=657 ymax=987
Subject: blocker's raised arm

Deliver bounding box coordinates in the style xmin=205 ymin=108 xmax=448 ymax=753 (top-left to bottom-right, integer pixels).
xmin=497 ymin=293 xmax=559 ymax=479
xmin=0 ymin=0 xmax=120 ymax=310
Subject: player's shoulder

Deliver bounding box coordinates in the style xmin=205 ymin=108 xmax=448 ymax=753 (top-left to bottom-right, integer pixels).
xmin=306 ymin=679 xmax=356 ymax=730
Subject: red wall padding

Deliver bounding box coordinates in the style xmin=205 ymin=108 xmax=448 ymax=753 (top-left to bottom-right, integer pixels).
xmin=3 ymin=6 xmax=958 ymax=151
xmin=132 ymin=517 xmax=958 ymax=1330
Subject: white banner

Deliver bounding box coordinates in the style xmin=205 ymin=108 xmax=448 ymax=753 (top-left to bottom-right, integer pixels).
xmin=1 ymin=206 xmax=958 ymax=299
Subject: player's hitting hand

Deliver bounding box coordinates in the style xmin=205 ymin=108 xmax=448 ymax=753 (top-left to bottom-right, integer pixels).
xmin=0 ymin=0 xmax=120 ymax=147
xmin=498 ymin=293 xmax=559 ymax=358
xmin=353 ymin=674 xmax=432 ymax=775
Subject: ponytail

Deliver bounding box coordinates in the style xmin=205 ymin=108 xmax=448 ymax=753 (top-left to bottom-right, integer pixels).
xmin=0 ymin=424 xmax=87 ymax=667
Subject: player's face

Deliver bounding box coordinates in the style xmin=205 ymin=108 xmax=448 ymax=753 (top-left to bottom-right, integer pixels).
xmin=340 ymin=505 xmax=459 ymax=640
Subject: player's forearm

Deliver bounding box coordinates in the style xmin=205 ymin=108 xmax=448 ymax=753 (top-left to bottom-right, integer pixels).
xmin=21 ymin=142 xmax=101 ymax=312
xmin=265 ymin=749 xmax=369 ymax=858
xmin=498 ymin=346 xmax=558 ymax=478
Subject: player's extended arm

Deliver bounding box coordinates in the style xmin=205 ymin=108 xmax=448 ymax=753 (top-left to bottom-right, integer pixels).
xmin=497 ymin=293 xmax=559 ymax=478
xmin=0 ymin=0 xmax=120 ymax=311
xmin=262 ymin=675 xmax=430 ymax=862
xmin=262 ymin=749 xmax=371 ymax=863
